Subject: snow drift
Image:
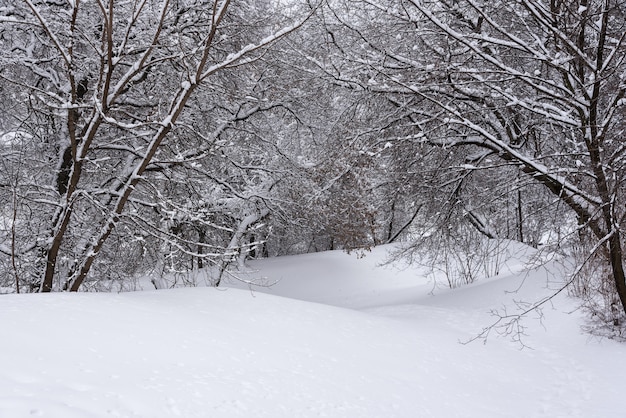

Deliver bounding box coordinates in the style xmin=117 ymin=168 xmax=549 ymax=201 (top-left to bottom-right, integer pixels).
xmin=1 ymin=245 xmax=625 ymax=417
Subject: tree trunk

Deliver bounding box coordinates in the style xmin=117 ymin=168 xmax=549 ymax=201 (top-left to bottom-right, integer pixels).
xmin=608 ymin=232 xmax=626 ymax=320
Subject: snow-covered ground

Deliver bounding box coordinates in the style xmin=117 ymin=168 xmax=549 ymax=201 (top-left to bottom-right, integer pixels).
xmin=1 ymin=244 xmax=625 ymax=417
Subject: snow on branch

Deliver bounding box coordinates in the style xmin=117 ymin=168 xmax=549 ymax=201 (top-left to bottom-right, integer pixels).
xmin=408 ymin=0 xmax=595 ymax=101
xmin=199 ymin=12 xmax=316 ymax=81
xmin=22 ymin=0 xmax=72 ymax=68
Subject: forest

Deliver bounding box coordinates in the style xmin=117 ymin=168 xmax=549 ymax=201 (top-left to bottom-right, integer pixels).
xmin=1 ymin=0 xmax=626 ymax=333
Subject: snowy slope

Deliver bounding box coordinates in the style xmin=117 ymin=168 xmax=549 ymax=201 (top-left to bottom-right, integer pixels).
xmin=1 ymin=245 xmax=625 ymax=417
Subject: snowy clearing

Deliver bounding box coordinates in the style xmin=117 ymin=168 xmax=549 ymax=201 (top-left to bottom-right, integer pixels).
xmin=1 ymin=244 xmax=625 ymax=417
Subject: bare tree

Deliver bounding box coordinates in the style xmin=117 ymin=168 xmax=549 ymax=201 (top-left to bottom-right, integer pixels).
xmin=316 ymin=0 xmax=626 ymax=322
xmin=0 ymin=0 xmax=315 ymax=291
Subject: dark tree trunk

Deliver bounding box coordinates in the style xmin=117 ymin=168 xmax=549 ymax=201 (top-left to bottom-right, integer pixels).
xmin=608 ymin=232 xmax=626 ymax=322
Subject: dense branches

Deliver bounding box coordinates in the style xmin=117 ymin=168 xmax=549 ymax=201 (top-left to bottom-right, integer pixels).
xmin=3 ymin=0 xmax=626 ymax=335
xmin=0 ymin=0 xmax=316 ymax=291
xmin=315 ymin=0 xmax=626 ymax=321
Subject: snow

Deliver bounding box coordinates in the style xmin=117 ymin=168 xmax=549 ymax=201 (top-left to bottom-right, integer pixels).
xmin=2 ymin=244 xmax=626 ymax=417
xmin=0 ymin=131 xmax=33 ymax=146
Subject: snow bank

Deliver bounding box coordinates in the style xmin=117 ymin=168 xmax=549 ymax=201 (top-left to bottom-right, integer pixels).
xmin=1 ymin=244 xmax=625 ymax=417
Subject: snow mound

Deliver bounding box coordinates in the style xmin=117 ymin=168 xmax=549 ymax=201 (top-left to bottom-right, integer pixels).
xmin=1 ymin=244 xmax=626 ymax=417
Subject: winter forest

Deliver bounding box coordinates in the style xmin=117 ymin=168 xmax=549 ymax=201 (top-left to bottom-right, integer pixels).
xmin=2 ymin=0 xmax=626 ymax=336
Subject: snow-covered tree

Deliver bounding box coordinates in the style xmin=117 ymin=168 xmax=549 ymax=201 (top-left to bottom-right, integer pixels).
xmin=317 ymin=0 xmax=626 ymax=323
xmin=0 ymin=0 xmax=315 ymax=291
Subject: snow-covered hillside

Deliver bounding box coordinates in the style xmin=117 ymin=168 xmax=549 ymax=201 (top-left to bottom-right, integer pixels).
xmin=1 ymin=245 xmax=625 ymax=417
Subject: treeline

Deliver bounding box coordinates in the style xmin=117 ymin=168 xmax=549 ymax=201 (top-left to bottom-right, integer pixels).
xmin=1 ymin=0 xmax=626 ymax=329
